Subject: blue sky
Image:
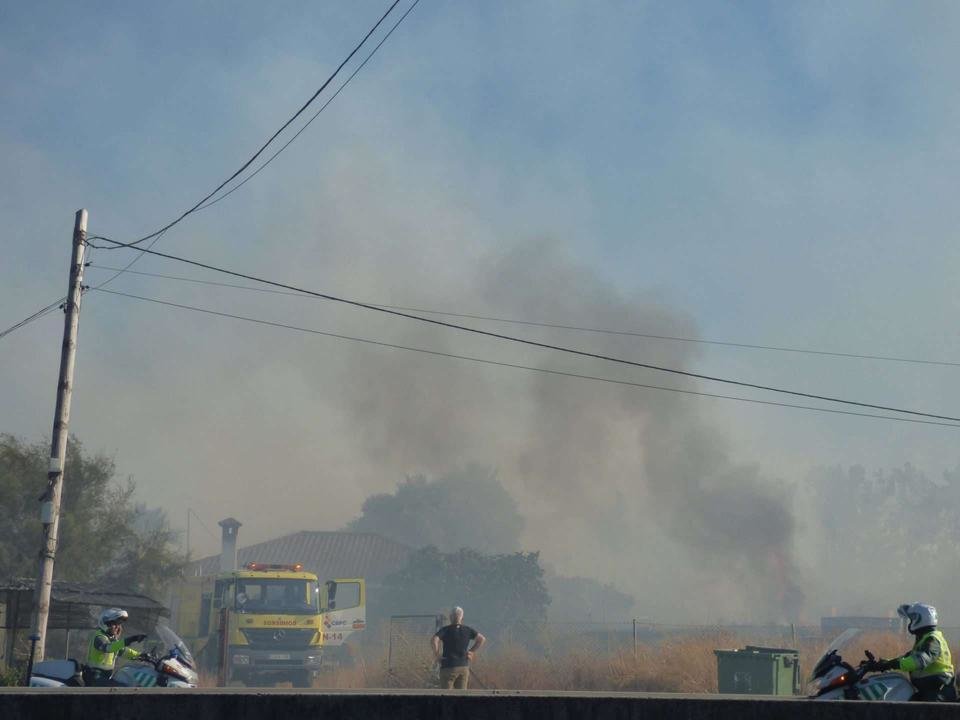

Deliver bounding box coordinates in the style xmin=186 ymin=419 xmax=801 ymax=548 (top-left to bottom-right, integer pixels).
xmin=3 ymin=1 xmax=959 ymax=617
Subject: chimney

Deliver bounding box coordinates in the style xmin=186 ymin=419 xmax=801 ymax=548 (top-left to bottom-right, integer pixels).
xmin=218 ymin=517 xmax=242 ymax=572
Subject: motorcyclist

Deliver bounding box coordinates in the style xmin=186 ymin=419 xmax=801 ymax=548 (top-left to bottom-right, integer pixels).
xmin=83 ymin=608 xmax=147 ymax=685
xmin=864 ymin=603 xmax=954 ymax=701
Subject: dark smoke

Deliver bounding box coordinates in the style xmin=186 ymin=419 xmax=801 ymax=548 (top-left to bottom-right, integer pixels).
xmin=332 ymin=239 xmax=802 ymax=621
xmin=643 ymin=418 xmax=804 ymax=620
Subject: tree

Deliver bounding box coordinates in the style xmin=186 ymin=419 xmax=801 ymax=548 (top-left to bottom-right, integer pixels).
xmin=376 ymin=546 xmax=550 ymax=639
xmin=0 ymin=434 xmax=185 ymax=598
xmin=544 ymin=574 xmax=634 ymax=623
xmin=345 ymin=464 xmax=524 ymax=554
xmin=97 ymin=502 xmax=187 ymax=599
xmin=805 ymin=462 xmax=960 ymax=620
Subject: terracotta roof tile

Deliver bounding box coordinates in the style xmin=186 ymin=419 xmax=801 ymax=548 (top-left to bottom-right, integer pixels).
xmin=191 ymin=531 xmax=414 ymax=582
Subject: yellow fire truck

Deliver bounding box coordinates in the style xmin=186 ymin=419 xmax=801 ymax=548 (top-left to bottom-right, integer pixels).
xmin=171 ymin=562 xmax=365 ymax=686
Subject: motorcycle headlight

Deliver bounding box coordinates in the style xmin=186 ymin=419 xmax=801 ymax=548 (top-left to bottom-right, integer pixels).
xmin=160 ymin=659 xmax=191 ymax=683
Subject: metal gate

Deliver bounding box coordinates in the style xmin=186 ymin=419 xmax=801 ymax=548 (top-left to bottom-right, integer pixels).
xmin=386 ymin=614 xmax=443 ymax=686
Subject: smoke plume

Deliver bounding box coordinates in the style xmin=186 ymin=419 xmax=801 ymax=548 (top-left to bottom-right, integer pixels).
xmin=335 ymin=239 xmax=803 ymax=622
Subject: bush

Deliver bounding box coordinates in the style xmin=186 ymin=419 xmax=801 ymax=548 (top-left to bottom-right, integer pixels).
xmin=0 ymin=663 xmax=24 ymax=687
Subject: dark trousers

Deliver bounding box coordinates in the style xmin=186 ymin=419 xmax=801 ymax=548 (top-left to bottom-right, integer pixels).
xmin=911 ymin=674 xmax=953 ymax=702
xmin=82 ymin=666 xmax=119 ymax=687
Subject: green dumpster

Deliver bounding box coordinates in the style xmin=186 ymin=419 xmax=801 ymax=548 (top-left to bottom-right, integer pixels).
xmin=714 ymin=645 xmax=800 ymax=695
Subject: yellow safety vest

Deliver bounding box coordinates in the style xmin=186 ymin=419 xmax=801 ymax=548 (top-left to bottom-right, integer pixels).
xmin=86 ymin=630 xmax=137 ymax=671
xmin=900 ymin=629 xmax=953 ymax=679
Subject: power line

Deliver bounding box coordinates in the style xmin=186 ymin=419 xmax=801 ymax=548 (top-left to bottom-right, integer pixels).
xmin=91 ymin=3 xmax=418 ymax=291
xmin=89 ymin=287 xmax=960 ymax=429
xmin=96 ymin=0 xmax=403 ymax=251
xmin=187 ymin=508 xmax=218 ymax=540
xmin=87 ymin=262 xmax=960 ymax=369
xmin=195 ymin=0 xmax=421 ymax=214
xmin=84 ymin=239 xmax=960 ymax=422
xmin=85 ymin=238 xmax=960 ymax=422
xmin=90 ymin=228 xmax=171 ymax=292
xmin=0 ymin=297 xmax=66 ymax=341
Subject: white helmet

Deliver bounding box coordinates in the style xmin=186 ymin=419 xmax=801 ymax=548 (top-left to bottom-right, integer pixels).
xmin=98 ymin=607 xmax=129 ymax=632
xmin=898 ymin=602 xmax=937 ymax=633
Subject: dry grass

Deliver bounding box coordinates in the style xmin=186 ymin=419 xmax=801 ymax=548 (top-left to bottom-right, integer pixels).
xmin=201 ymin=631 xmax=922 ymax=692
xmin=458 ymin=637 xmax=724 ymax=693
xmin=328 ymin=630 xmax=915 ymax=693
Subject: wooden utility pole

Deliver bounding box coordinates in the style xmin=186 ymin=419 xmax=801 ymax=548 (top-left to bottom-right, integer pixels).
xmin=29 ymin=209 xmax=87 ymax=664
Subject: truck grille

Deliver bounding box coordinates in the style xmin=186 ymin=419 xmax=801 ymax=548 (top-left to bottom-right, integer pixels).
xmin=240 ymin=628 xmax=318 ymax=649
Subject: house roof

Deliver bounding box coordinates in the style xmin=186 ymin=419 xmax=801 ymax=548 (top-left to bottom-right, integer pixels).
xmin=0 ymin=579 xmax=168 ymax=630
xmin=190 ymin=531 xmax=414 ymax=582
xmin=0 ymin=579 xmax=167 ymax=612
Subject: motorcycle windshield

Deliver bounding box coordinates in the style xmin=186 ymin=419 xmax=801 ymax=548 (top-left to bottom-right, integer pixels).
xmin=809 ymin=628 xmax=862 ymax=681
xmin=154 ymin=623 xmax=196 ymax=668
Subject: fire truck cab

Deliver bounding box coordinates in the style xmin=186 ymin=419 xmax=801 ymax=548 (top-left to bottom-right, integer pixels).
xmin=171 ymin=562 xmax=365 ymax=686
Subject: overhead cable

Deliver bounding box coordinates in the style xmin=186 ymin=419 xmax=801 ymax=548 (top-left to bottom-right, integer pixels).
xmin=91 ymin=228 xmax=171 ymax=291
xmin=0 ymin=297 xmax=66 ymax=341
xmin=186 ymin=508 xmax=218 ymax=540
xmin=91 ymin=2 xmax=418 ymax=291
xmin=195 ymin=0 xmax=421 ymax=213
xmin=88 ymin=262 xmax=960 ymax=369
xmin=90 ymin=287 xmax=960 ymax=429
xmin=84 ymin=238 xmax=960 ymax=423
xmin=97 ymin=0 xmax=403 ymax=251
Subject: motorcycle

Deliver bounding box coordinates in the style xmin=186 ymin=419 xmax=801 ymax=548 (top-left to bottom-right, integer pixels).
xmin=29 ymin=624 xmax=199 ymax=688
xmin=808 ymin=627 xmax=956 ymax=701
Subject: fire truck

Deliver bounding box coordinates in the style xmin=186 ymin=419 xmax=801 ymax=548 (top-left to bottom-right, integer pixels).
xmin=170 ymin=562 xmax=365 ymax=686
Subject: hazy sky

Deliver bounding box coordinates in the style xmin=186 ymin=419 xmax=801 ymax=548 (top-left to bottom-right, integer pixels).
xmin=3 ymin=2 xmax=959 ymax=618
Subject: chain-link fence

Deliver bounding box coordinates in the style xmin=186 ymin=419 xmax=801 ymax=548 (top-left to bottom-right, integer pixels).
xmin=471 ymin=620 xmax=831 ymax=658
xmin=351 ymin=616 xmax=929 ymax=692
xmin=385 ymin=614 xmax=443 ymax=687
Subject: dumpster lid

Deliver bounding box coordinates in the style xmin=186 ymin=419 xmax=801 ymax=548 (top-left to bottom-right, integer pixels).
xmin=714 ymin=645 xmax=798 ymax=655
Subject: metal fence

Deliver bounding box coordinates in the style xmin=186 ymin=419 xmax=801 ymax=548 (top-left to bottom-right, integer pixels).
xmin=385 ymin=614 xmax=443 ymax=686
xmin=457 ymin=620 xmax=827 ymax=656
xmin=386 ymin=618 xmax=921 ymax=657
xmin=362 ymin=617 xmax=928 ymax=691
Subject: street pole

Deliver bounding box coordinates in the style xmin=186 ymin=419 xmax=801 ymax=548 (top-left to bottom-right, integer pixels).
xmin=28 ymin=209 xmax=87 ymax=665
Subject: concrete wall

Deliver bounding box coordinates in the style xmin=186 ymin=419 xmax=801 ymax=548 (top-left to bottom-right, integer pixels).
xmin=1 ymin=689 xmax=959 ymax=720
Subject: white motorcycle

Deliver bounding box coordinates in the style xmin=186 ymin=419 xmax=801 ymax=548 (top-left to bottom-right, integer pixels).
xmin=808 ymin=627 xmax=956 ymax=701
xmin=29 ymin=624 xmax=198 ymax=688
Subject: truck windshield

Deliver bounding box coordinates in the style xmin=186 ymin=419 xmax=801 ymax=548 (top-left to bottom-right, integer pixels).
xmin=235 ymin=579 xmax=319 ymax=614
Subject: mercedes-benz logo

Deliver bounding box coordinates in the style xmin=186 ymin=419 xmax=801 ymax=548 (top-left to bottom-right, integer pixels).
xmin=273 ymin=630 xmax=286 ymax=641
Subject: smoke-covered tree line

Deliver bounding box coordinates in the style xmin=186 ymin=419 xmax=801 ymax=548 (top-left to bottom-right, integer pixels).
xmin=543 ymin=574 xmax=634 ymax=623
xmin=345 ymin=464 xmax=525 ymax=554
xmin=0 ymin=434 xmax=186 ymax=598
xmin=802 ymin=462 xmax=960 ymax=620
xmin=344 ymin=465 xmax=636 ymax=623
xmin=375 ymin=546 xmax=551 ymax=639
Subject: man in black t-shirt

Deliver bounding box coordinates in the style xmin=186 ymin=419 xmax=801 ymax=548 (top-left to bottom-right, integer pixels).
xmin=431 ymin=606 xmax=486 ymax=689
